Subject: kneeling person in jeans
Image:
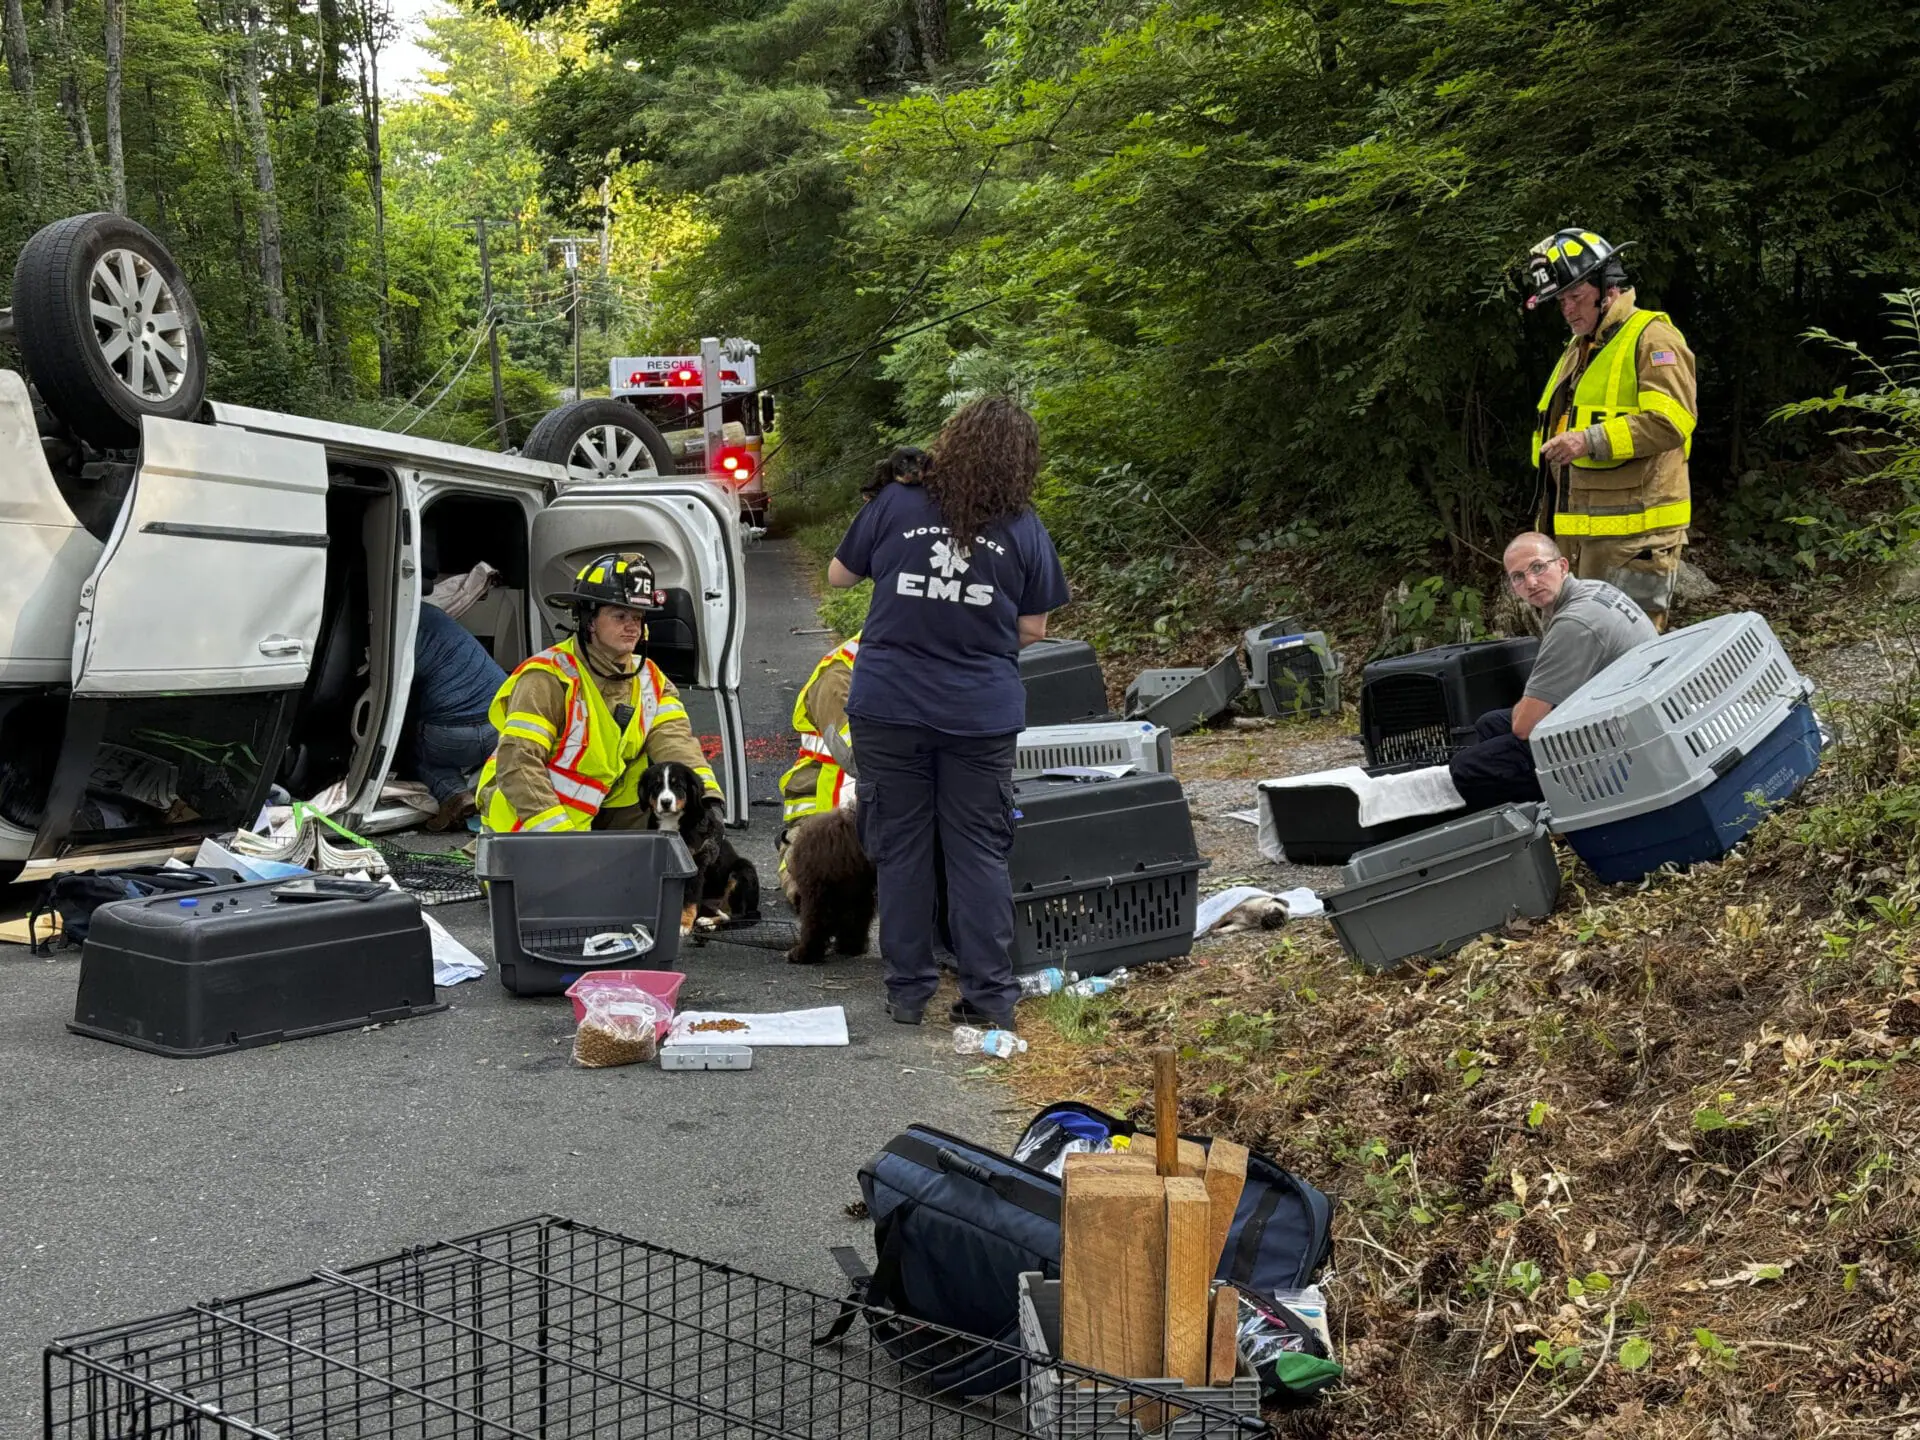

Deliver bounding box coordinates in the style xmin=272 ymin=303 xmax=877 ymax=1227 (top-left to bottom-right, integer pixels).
xmin=1449 ymin=532 xmax=1658 ymax=811
xmin=407 ymin=601 xmax=508 ymax=829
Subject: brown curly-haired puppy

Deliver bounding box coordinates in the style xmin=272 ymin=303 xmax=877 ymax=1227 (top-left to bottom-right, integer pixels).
xmin=777 ymin=807 xmax=876 ymax=965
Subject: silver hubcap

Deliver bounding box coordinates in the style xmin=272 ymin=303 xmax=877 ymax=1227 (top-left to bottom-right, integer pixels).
xmin=89 ymin=248 xmax=191 ymax=404
xmin=567 ymin=424 xmax=660 ymax=482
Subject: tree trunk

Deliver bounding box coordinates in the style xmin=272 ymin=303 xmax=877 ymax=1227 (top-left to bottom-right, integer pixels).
xmin=3 ymin=0 xmax=33 ymax=95
xmin=240 ymin=4 xmax=286 ymax=323
xmin=354 ymin=1 xmax=392 ymax=394
xmin=44 ymin=0 xmax=104 ymax=203
xmin=914 ymin=0 xmax=947 ymax=71
xmin=103 ymin=0 xmax=125 ymax=212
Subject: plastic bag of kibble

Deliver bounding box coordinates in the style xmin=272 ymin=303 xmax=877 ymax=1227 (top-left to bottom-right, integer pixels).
xmin=572 ymin=985 xmax=668 ymax=1068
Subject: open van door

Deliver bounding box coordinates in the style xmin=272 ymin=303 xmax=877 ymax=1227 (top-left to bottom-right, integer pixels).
xmin=25 ymin=417 xmax=329 ymax=869
xmin=531 ymin=480 xmax=749 ymax=825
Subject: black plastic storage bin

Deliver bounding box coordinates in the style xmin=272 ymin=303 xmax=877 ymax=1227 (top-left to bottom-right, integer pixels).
xmin=1018 ymin=638 xmax=1114 ymax=726
xmin=1007 ymin=773 xmax=1205 ymax=974
xmin=1359 ymin=637 xmax=1540 ymax=767
xmin=475 ymin=831 xmax=697 ymax=996
xmin=70 ymin=880 xmax=442 ymax=1057
xmin=1259 ymin=765 xmax=1471 ymax=866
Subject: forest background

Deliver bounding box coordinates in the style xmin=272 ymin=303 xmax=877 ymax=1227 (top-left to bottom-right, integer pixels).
xmin=4 ymin=0 xmax=1920 ymax=647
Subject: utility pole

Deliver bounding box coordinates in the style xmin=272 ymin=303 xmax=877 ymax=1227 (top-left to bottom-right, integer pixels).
xmin=475 ymin=218 xmax=508 ymax=448
xmin=549 ymin=236 xmax=593 ymax=400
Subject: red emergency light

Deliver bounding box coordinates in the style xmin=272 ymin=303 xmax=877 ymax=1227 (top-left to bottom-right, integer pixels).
xmin=715 ymin=446 xmax=758 ymax=484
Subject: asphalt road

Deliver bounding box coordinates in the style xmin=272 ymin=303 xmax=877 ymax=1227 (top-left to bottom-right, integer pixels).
xmin=0 ymin=537 xmax=1013 ymax=1434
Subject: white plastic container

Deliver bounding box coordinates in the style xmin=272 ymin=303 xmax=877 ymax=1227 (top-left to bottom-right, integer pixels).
xmin=1530 ymin=612 xmax=1813 ymax=833
xmin=1014 ymin=721 xmax=1172 ymax=779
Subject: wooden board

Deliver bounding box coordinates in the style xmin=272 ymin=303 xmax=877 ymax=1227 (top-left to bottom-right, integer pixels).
xmin=1208 ymin=1286 xmax=1240 ymax=1387
xmin=0 ymin=912 xmax=56 ymax=946
xmin=1202 ymin=1139 xmax=1249 ymax=1272
xmin=1060 ymin=1171 xmax=1167 ymax=1379
xmin=1162 ymin=1177 xmax=1212 ymax=1387
xmin=1063 ymin=1150 xmax=1155 ymax=1178
xmin=1177 ymin=1138 xmax=1207 ymax=1178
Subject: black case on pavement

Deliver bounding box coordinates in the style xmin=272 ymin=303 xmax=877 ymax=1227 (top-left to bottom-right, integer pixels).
xmin=1359 ymin=637 xmax=1539 ymax=767
xmin=1007 ymin=772 xmax=1205 ymax=974
xmin=1018 ymin=638 xmax=1114 ymax=726
xmin=70 ymin=880 xmax=443 ymax=1057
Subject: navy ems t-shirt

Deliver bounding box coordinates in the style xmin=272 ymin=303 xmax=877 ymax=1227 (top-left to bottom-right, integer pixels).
xmin=834 ymin=483 xmax=1070 ymax=736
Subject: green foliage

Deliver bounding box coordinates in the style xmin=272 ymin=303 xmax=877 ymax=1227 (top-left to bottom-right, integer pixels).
xmin=507 ymin=0 xmax=1920 ymax=616
xmin=1770 ymin=291 xmax=1920 ymax=569
xmin=1 ymin=2 xmax=671 ymax=440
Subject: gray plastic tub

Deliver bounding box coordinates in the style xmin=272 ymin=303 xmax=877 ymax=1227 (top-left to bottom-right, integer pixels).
xmin=1321 ymin=803 xmax=1559 ymax=970
xmin=1124 ymin=651 xmax=1247 ymax=736
xmin=474 ymin=831 xmax=697 ymax=996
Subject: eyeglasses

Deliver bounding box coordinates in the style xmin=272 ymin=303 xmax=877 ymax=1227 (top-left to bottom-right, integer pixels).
xmin=1506 ymin=558 xmax=1561 ymax=588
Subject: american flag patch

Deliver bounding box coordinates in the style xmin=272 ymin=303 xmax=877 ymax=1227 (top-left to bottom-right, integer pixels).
xmin=1650 ymin=349 xmax=1678 ymax=366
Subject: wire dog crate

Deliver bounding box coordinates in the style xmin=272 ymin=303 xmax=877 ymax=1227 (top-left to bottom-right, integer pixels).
xmin=44 ymin=1216 xmax=1263 ymax=1439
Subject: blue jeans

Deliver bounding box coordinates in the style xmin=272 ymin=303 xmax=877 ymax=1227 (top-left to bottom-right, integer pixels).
xmin=413 ymin=718 xmax=496 ymax=802
xmin=850 ymin=719 xmax=1019 ymax=1022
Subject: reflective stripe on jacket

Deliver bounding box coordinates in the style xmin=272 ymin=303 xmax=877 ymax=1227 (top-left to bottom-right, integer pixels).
xmin=1533 ymin=292 xmax=1697 ymax=540
xmin=779 ymin=636 xmax=859 ymax=824
xmin=477 ymin=637 xmax=693 ymax=833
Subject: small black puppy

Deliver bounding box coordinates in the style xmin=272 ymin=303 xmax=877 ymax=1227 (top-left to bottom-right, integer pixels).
xmin=636 ymin=762 xmax=760 ymax=934
xmin=860 ymin=445 xmax=932 ymax=502
xmin=776 ymin=806 xmax=876 ymax=965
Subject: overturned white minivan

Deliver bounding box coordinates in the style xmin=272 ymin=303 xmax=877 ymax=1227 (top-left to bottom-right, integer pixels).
xmin=0 ymin=212 xmax=749 ymax=885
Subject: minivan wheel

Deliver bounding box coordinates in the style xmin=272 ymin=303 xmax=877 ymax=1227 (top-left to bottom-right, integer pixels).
xmin=11 ymin=212 xmax=208 ymax=449
xmin=523 ymin=399 xmax=673 ymax=483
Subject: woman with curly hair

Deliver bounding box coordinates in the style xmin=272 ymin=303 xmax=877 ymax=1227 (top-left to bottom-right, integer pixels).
xmin=827 ymin=397 xmax=1070 ymax=1028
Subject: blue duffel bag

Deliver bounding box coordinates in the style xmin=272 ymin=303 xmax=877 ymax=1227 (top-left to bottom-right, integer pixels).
xmin=822 ymin=1109 xmax=1333 ymax=1398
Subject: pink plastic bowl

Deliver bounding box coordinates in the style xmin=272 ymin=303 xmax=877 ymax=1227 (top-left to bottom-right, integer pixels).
xmin=564 ymin=970 xmax=686 ymax=1035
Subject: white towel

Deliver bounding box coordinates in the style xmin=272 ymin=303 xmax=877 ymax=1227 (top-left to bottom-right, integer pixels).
xmin=1256 ymin=765 xmax=1465 ymax=862
xmin=425 ymin=562 xmax=501 ymax=620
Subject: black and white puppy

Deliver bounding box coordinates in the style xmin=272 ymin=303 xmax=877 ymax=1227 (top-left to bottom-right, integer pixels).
xmin=776 ymin=805 xmax=876 ymax=965
xmin=637 ymin=762 xmax=759 ymax=934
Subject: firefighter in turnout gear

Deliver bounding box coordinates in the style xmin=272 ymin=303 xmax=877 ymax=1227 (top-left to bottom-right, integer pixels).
xmin=477 ymin=552 xmax=722 ymax=833
xmin=1526 ymin=227 xmax=1697 ymax=630
xmin=779 ymin=634 xmax=859 ymax=827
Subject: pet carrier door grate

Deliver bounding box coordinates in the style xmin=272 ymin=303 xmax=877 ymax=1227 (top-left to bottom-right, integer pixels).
xmin=44 ymin=1216 xmax=1263 ymax=1440
xmin=1363 ymin=675 xmax=1452 ymax=766
xmin=1017 ymin=869 xmax=1199 ymax=961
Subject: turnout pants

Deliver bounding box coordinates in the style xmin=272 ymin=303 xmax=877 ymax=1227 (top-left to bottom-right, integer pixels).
xmin=1567 ymin=527 xmax=1685 ymax=632
xmin=1447 ymin=708 xmax=1545 ymax=812
xmin=849 ymin=720 xmax=1019 ymax=1021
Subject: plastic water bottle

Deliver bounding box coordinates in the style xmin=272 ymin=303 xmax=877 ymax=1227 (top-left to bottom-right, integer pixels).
xmin=953 ymin=1026 xmax=1029 ymax=1059
xmin=1015 ymin=967 xmax=1077 ymax=998
xmin=1065 ymin=968 xmax=1130 ymax=999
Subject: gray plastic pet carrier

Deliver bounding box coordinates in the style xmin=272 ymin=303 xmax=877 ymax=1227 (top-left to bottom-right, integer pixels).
xmin=1530 ymin=612 xmax=1813 ymax=833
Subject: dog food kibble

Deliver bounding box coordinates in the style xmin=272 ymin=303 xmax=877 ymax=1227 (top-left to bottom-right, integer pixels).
xmin=690 ymin=1018 xmax=749 ymax=1034
xmin=572 ymin=1017 xmax=659 ymax=1068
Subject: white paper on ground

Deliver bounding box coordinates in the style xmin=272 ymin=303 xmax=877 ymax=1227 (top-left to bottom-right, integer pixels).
xmin=1224 ymin=809 xmax=1260 ymax=825
xmin=664 ymin=1006 xmax=848 ymax=1048
xmin=1256 ymin=764 xmax=1466 ymax=861
xmin=370 ymin=874 xmax=485 ymax=985
xmin=1194 ymin=885 xmax=1325 ymax=937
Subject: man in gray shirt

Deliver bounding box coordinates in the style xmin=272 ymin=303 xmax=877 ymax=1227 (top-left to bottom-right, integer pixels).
xmin=1448 ymin=532 xmax=1658 ymax=810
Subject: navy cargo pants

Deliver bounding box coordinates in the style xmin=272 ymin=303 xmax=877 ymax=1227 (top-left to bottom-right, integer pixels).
xmin=849 ymin=720 xmax=1019 ymax=1023
xmin=1447 ymin=708 xmax=1545 ymax=812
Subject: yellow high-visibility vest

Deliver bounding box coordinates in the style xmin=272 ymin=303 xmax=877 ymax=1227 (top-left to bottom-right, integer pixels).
xmin=1534 ymin=309 xmax=1696 ymax=536
xmin=478 ymin=637 xmax=684 ymax=833
xmin=778 ymin=636 xmax=859 ymax=825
